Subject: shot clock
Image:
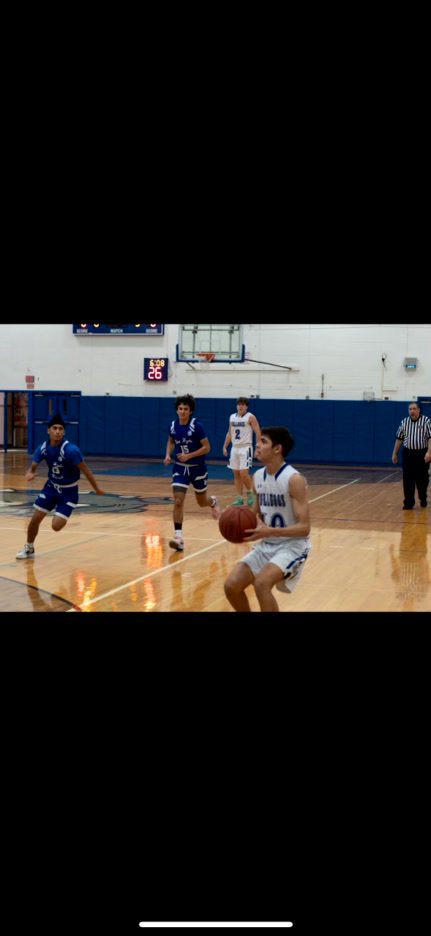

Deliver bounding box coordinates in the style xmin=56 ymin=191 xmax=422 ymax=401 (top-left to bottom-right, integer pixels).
xmin=144 ymin=358 xmax=168 ymax=381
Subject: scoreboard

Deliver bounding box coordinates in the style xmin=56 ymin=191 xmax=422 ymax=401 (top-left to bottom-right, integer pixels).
xmin=73 ymin=323 xmax=164 ymax=335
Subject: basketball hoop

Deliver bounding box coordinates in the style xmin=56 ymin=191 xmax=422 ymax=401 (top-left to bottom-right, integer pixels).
xmin=197 ymin=352 xmax=215 ymax=368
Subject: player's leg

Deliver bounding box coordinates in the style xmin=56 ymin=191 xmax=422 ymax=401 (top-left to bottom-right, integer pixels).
xmin=169 ymin=486 xmax=187 ymax=551
xmin=224 ymin=561 xmax=255 ymax=611
xmin=27 ymin=508 xmax=46 ymax=541
xmin=16 ymin=507 xmax=46 ymax=558
xmin=51 ymin=516 xmax=68 ymax=532
xmin=236 ymin=449 xmax=254 ymax=506
xmin=16 ymin=485 xmax=57 ymax=558
xmin=172 ymin=487 xmax=186 ymax=524
xmin=192 ymin=466 xmax=220 ymax=518
xmin=239 ymin=469 xmax=255 ymax=507
xmin=231 ymin=468 xmax=245 ymax=504
xmin=51 ymin=488 xmax=79 ymax=531
xmin=253 ymin=562 xmax=286 ymax=612
xmin=228 ymin=449 xmax=244 ymax=504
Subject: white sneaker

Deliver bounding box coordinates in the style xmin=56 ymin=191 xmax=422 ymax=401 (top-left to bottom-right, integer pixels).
xmin=16 ymin=544 xmax=35 ymax=559
xmin=209 ymin=496 xmax=220 ymax=519
xmin=169 ymin=532 xmax=184 ymax=551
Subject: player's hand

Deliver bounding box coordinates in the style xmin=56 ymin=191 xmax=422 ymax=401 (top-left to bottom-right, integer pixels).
xmin=223 ymin=447 xmax=228 ymax=457
xmin=164 ymin=456 xmax=172 ymax=465
xmin=392 ymin=455 xmax=398 ymax=464
xmin=177 ymin=453 xmax=189 ymax=462
xmin=425 ymin=452 xmax=431 ymax=463
xmin=242 ymin=516 xmax=268 ymax=541
xmin=25 ymin=471 xmax=36 ymax=481
xmin=95 ymin=487 xmax=105 ymax=495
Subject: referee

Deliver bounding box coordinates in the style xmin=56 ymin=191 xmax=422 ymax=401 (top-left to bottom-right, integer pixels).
xmin=392 ymin=402 xmax=431 ymax=509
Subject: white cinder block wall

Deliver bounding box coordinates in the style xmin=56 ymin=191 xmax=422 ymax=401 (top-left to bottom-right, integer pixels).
xmin=0 ymin=323 xmax=429 ymax=401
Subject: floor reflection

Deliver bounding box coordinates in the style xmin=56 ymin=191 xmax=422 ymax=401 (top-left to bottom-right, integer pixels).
xmin=389 ymin=522 xmax=430 ymax=610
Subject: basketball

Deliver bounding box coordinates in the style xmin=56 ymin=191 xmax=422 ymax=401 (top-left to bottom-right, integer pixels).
xmin=218 ymin=505 xmax=257 ymax=543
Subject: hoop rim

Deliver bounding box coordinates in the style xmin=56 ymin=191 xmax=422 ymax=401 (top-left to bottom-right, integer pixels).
xmin=196 ymin=352 xmax=216 ymax=362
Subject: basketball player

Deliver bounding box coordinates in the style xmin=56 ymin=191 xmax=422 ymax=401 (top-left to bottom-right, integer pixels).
xmin=16 ymin=413 xmax=105 ymax=559
xmin=164 ymin=394 xmax=220 ymax=552
xmin=222 ymin=397 xmax=261 ymax=507
xmin=224 ymin=426 xmax=311 ymax=612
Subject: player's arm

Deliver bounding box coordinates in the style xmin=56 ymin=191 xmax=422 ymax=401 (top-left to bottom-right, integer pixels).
xmin=199 ymin=437 xmax=211 ymax=457
xmin=249 ymin=479 xmax=262 ymax=521
xmin=78 ymin=461 xmax=105 ymax=495
xmin=249 ymin=413 xmax=262 ymax=444
xmin=287 ymin=473 xmax=311 ymax=537
xmin=223 ymin=427 xmax=232 ymax=456
xmin=25 ymin=460 xmax=39 ymax=482
xmin=164 ymin=436 xmax=175 ymax=464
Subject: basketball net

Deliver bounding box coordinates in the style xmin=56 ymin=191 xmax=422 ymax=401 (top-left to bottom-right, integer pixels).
xmin=197 ymin=351 xmax=215 ymax=368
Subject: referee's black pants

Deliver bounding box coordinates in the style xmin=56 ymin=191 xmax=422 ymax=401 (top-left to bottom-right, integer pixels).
xmin=402 ymin=448 xmax=429 ymax=507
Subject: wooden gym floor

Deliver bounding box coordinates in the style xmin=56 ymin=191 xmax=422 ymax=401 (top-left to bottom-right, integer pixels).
xmin=0 ymin=453 xmax=430 ymax=613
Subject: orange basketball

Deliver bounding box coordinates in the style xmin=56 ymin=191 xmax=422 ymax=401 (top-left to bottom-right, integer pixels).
xmin=218 ymin=505 xmax=257 ymax=543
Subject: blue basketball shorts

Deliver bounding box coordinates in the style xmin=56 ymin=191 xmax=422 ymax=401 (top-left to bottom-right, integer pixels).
xmin=34 ymin=481 xmax=79 ymax=519
xmin=171 ymin=462 xmax=208 ymax=493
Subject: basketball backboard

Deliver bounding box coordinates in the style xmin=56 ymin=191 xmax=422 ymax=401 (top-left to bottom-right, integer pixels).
xmin=176 ymin=324 xmax=245 ymax=363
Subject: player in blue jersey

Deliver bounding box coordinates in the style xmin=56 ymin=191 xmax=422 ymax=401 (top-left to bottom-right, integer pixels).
xmin=223 ymin=426 xmax=311 ymax=612
xmin=16 ymin=413 xmax=105 ymax=559
xmin=164 ymin=394 xmax=220 ymax=551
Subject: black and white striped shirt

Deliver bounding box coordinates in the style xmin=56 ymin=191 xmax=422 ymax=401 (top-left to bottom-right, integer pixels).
xmin=396 ymin=415 xmax=431 ymax=450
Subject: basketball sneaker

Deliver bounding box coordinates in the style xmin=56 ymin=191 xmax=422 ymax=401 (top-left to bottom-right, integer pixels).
xmin=16 ymin=544 xmax=35 ymax=559
xmin=169 ymin=532 xmax=184 ymax=551
xmin=246 ymin=492 xmax=255 ymax=508
xmin=231 ymin=496 xmax=244 ymax=506
xmin=209 ymin=495 xmax=220 ymax=519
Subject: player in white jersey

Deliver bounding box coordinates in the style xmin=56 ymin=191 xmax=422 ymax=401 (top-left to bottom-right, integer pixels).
xmin=224 ymin=426 xmax=311 ymax=612
xmin=222 ymin=397 xmax=261 ymax=507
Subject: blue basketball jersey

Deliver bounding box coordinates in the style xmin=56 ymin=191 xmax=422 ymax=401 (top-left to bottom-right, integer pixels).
xmin=33 ymin=439 xmax=84 ymax=485
xmin=168 ymin=417 xmax=208 ymax=466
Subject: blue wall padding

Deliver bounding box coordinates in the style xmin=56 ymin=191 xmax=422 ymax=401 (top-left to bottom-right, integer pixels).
xmin=78 ymin=397 xmax=410 ymax=466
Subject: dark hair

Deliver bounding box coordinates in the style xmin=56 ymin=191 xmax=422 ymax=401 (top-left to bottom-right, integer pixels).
xmin=175 ymin=394 xmax=195 ymax=413
xmin=237 ymin=397 xmax=249 ymax=407
xmin=48 ymin=413 xmax=65 ymax=428
xmin=409 ymin=401 xmax=420 ymax=411
xmin=260 ymin=426 xmax=294 ymax=458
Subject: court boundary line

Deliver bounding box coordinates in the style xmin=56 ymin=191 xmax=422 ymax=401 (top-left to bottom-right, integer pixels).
xmin=308 ymin=478 xmax=360 ymax=503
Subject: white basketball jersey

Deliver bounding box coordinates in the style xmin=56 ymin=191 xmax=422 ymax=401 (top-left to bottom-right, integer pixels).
xmin=229 ymin=410 xmax=254 ymax=447
xmin=253 ymin=462 xmax=311 ymax=547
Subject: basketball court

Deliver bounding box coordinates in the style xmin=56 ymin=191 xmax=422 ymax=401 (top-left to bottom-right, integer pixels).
xmin=1 ymin=453 xmax=429 ymax=612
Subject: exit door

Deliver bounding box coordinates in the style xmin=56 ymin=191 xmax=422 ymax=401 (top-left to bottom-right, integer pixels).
xmin=29 ymin=392 xmax=81 ymax=451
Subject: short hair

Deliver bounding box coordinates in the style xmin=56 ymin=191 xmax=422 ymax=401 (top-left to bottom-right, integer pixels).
xmin=237 ymin=397 xmax=249 ymax=407
xmin=175 ymin=394 xmax=195 ymax=413
xmin=409 ymin=401 xmax=420 ymax=411
xmin=48 ymin=413 xmax=65 ymax=428
xmin=260 ymin=426 xmax=294 ymax=458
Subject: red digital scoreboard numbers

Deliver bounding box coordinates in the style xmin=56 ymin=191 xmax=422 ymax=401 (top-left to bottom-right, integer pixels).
xmin=144 ymin=358 xmax=169 ymax=381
